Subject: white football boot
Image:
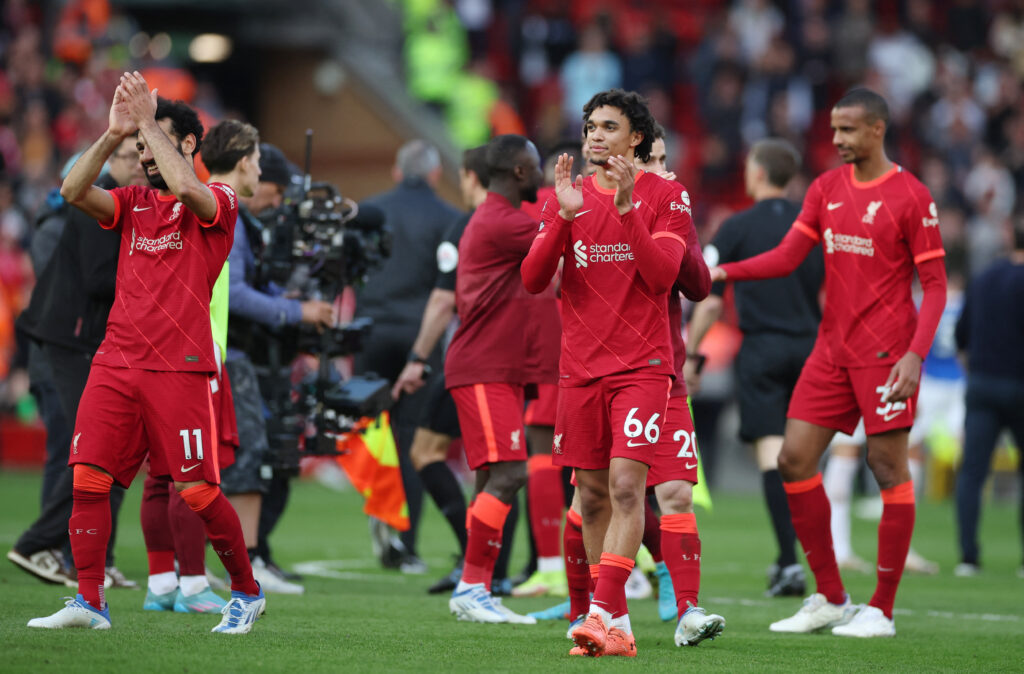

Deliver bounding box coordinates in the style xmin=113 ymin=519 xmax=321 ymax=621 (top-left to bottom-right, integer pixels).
xmin=769 ymin=593 xmax=854 ymax=633
xmin=832 ymin=605 xmax=895 ymax=638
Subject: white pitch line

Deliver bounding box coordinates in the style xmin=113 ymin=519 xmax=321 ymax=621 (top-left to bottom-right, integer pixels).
xmin=291 ymin=558 xmax=446 ymax=582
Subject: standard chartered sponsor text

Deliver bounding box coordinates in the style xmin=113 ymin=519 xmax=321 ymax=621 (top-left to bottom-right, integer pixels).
xmin=590 ymin=242 xmax=634 ymax=263
xmin=136 ymin=230 xmax=183 ymax=254
xmin=829 ymin=231 xmax=874 ymax=257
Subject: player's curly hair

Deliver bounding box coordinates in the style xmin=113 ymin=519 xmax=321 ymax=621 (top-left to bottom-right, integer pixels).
xmin=201 ymin=120 xmax=260 ymax=175
xmin=155 ymin=97 xmax=204 ymax=153
xmin=581 ymin=89 xmax=655 ymax=163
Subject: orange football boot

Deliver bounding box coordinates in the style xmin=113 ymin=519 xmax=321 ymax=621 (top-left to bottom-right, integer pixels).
xmin=571 ymin=613 xmax=609 ymax=656
xmin=604 ymin=627 xmax=637 ymax=657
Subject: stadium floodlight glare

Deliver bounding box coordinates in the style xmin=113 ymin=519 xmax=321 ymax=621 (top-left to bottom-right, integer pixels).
xmin=150 ymin=32 xmax=172 ymax=60
xmin=189 ymin=34 xmax=232 ymax=63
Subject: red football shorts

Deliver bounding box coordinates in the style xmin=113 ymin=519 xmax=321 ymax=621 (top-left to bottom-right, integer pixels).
xmin=71 ymin=365 xmax=222 ymax=487
xmin=214 ymin=367 xmax=238 ymax=470
xmin=523 ymin=383 xmax=558 ymax=427
xmin=788 ymin=347 xmax=917 ymax=436
xmin=450 ymin=383 xmax=527 ymax=470
xmin=553 ymin=372 xmax=672 ymax=470
xmin=647 ymin=395 xmax=700 ymax=487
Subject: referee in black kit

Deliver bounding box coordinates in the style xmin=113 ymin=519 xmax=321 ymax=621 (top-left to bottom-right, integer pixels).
xmin=686 ymin=138 xmax=824 ymax=597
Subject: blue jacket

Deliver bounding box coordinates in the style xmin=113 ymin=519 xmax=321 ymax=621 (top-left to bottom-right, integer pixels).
xmin=227 ymin=211 xmax=301 ymax=361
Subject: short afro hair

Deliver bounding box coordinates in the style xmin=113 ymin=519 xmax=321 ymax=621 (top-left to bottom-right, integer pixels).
xmin=155 ymin=97 xmax=204 ymax=153
xmin=485 ymin=134 xmax=533 ymax=179
xmin=582 ymin=89 xmax=656 ymax=163
xmin=834 ymin=88 xmax=890 ymax=126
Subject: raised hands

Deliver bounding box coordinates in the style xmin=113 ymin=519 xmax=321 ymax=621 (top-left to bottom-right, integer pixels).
xmin=554 ymin=153 xmax=584 ymax=219
xmin=108 ymin=86 xmax=137 ymax=138
xmin=606 ymin=155 xmax=637 ymax=215
xmin=116 ymin=71 xmax=159 ymax=130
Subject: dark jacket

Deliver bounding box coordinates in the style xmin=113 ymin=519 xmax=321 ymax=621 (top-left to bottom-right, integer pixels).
xmin=355 ymin=178 xmax=461 ymax=334
xmin=17 ymin=174 xmax=120 ymax=353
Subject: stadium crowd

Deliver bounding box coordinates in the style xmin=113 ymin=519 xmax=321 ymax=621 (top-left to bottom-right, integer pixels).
xmin=1 ymin=0 xmax=1022 ymax=649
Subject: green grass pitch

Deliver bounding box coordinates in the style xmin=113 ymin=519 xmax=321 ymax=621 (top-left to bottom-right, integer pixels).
xmin=0 ymin=469 xmax=1021 ymax=672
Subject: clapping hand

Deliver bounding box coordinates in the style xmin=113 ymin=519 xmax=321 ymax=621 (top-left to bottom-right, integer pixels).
xmin=554 ymin=153 xmax=583 ymax=219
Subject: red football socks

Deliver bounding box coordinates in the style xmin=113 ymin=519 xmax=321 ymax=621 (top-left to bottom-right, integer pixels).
xmin=564 ymin=508 xmax=590 ymax=619
xmin=70 ymin=465 xmax=114 ymax=610
xmin=140 ymin=475 xmax=176 ymax=575
xmin=642 ymin=498 xmax=664 ymax=563
xmin=527 ymin=455 xmax=564 ymax=559
xmin=462 ymin=492 xmax=511 ymax=589
xmin=870 ymin=481 xmax=915 ymax=619
xmin=181 ymin=484 xmax=258 ymax=596
xmin=169 ymin=485 xmax=208 ymax=577
xmin=592 ymin=552 xmax=634 ymax=619
xmin=784 ymin=473 xmax=846 ymax=605
xmin=661 ymin=512 xmax=700 ymax=615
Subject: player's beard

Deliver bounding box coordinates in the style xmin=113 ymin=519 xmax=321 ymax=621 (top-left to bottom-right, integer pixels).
xmin=143 ymin=142 xmax=186 ymax=191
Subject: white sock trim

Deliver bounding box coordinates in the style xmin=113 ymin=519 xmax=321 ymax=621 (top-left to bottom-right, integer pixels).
xmin=148 ymin=571 xmax=178 ymax=595
xmin=538 ymin=556 xmax=565 ymax=573
xmin=179 ymin=574 xmax=210 ymax=596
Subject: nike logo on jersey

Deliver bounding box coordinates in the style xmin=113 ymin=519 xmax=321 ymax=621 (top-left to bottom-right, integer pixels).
xmin=133 ymin=206 xmax=152 ymax=212
xmin=882 ymin=411 xmax=903 ymax=422
xmin=633 ymin=199 xmax=642 ymax=209
xmin=626 ymin=440 xmax=649 ymax=447
xmin=575 ymin=209 xmax=592 ymax=217
xmin=181 ymin=463 xmax=202 ymax=473
xmin=685 ymin=462 xmax=698 ymax=470
xmin=826 ymin=202 xmax=843 ymax=211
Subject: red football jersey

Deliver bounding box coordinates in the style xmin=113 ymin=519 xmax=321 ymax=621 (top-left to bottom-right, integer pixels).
xmin=667 ymin=291 xmax=686 ymax=397
xmin=793 ymin=164 xmax=944 ymax=367
xmin=446 ymin=192 xmax=559 ymax=388
xmin=542 ymin=172 xmax=692 ymax=385
xmin=94 ymin=183 xmax=237 ymax=372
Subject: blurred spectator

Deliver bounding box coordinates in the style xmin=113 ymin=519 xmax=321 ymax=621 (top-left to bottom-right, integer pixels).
xmin=559 ymin=22 xmax=621 ymax=131
xmin=728 ymin=0 xmax=783 ymax=66
xmin=741 ymin=36 xmax=812 ymax=147
xmin=831 ymin=0 xmax=874 ymax=84
xmin=867 ymin=13 xmax=934 ymax=122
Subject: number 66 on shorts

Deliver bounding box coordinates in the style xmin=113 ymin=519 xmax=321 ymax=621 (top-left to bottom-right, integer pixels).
xmin=552 ymin=372 xmax=671 ymax=470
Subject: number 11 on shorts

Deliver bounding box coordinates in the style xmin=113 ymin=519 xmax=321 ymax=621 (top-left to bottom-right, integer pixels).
xmin=180 ymin=428 xmax=204 ymax=460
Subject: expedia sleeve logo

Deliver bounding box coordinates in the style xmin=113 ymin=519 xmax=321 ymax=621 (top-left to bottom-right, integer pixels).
xmin=211 ymin=183 xmax=237 ymax=211
xmin=921 ymin=202 xmax=940 ymax=228
xmin=670 ymin=190 xmax=692 ymax=215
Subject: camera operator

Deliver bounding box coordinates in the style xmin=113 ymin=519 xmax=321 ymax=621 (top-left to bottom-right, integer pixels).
xmin=355 ymin=140 xmax=462 ymax=572
xmin=222 ymin=140 xmax=333 ymax=594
